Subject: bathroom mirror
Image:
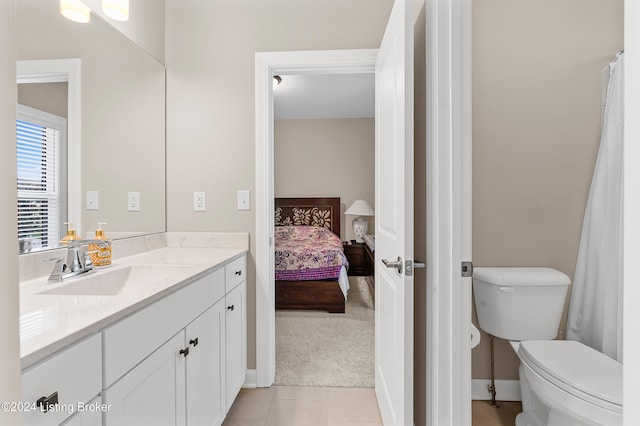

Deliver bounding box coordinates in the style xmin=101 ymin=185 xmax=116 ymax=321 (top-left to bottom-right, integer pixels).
xmin=16 ymin=0 xmax=166 ymax=252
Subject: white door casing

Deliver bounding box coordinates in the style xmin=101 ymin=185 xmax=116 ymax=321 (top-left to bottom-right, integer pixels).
xmin=255 ymin=1 xmax=473 ymax=423
xmin=16 ymin=59 xmax=81 ymax=234
xmin=374 ymin=0 xmax=415 ymax=424
xmin=254 ymin=49 xmax=378 ymax=387
xmin=425 ymin=0 xmax=473 ymax=425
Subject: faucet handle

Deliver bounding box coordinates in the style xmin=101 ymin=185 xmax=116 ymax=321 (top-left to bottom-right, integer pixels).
xmin=47 ymin=258 xmax=68 ymax=281
xmin=44 ymin=257 xmax=66 ymax=270
xmin=83 ymin=252 xmax=96 ymax=268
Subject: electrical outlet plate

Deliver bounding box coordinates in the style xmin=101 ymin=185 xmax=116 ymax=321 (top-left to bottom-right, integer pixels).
xmin=194 ymin=192 xmax=206 ymax=211
xmin=237 ymin=190 xmax=250 ymax=210
xmin=86 ymin=190 xmax=99 ymax=210
xmin=128 ymin=192 xmax=140 ymax=211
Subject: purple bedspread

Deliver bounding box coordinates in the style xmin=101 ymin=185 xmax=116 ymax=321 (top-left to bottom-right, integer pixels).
xmin=275 ymin=226 xmax=348 ymax=281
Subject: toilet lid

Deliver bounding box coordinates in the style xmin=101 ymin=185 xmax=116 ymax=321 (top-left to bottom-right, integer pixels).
xmin=519 ymin=340 xmax=622 ymax=409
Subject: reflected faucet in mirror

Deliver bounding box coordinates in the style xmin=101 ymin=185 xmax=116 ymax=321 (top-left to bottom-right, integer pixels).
xmin=47 ymin=239 xmax=111 ymax=282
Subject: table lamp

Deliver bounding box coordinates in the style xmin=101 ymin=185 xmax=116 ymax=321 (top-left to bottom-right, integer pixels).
xmin=345 ymin=199 xmax=375 ymax=243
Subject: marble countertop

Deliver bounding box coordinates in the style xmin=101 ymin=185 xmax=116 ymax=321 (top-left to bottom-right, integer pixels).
xmin=19 ymin=246 xmax=246 ymax=369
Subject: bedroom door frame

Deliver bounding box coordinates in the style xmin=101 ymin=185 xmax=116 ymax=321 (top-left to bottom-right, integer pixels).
xmin=424 ymin=0 xmax=473 ymax=424
xmin=254 ymin=4 xmax=473 ymax=418
xmin=254 ymin=48 xmax=379 ymax=388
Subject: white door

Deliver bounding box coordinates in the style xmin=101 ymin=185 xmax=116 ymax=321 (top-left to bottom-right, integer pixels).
xmin=374 ymin=0 xmax=414 ymax=424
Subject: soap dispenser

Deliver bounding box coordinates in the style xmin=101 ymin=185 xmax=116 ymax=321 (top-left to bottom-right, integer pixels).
xmin=89 ymin=222 xmax=112 ymax=267
xmin=59 ymin=222 xmax=81 ymax=246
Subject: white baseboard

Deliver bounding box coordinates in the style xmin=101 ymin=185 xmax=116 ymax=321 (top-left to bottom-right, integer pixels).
xmin=472 ymin=379 xmax=521 ymax=401
xmin=243 ymin=369 xmax=257 ymax=388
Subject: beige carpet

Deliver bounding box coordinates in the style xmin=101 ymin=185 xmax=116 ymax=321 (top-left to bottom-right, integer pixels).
xmin=275 ymin=277 xmax=375 ymax=388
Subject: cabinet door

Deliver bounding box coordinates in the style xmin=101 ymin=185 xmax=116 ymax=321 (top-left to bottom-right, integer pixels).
xmin=185 ymin=301 xmax=226 ymax=426
xmin=104 ymin=332 xmax=186 ymax=426
xmin=225 ymin=281 xmax=246 ymax=411
xmin=22 ymin=334 xmax=102 ymax=426
xmin=61 ymin=397 xmax=102 ymax=426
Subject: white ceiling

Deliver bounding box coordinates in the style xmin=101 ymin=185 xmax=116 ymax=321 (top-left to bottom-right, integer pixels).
xmin=273 ymin=73 xmax=374 ymax=120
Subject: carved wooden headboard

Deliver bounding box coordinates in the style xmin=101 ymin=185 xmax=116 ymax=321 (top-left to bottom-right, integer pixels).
xmin=274 ymin=197 xmax=341 ymax=237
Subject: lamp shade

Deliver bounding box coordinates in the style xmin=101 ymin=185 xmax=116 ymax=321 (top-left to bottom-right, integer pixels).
xmin=345 ymin=199 xmax=374 ymax=216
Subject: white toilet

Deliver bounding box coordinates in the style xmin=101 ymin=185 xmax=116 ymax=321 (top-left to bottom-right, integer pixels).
xmin=473 ymin=267 xmax=622 ymax=426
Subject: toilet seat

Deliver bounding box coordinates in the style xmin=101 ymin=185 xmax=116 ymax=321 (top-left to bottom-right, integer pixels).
xmin=518 ymin=340 xmax=622 ymax=414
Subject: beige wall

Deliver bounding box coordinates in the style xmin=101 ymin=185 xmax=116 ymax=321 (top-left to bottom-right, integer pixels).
xmin=18 ymin=82 xmax=68 ymax=118
xmin=274 ymin=118 xmax=375 ymax=242
xmin=165 ymin=0 xmax=394 ymax=370
xmin=0 ymin=1 xmax=21 ymax=424
xmin=472 ymin=0 xmax=624 ymax=380
xmin=84 ymin=0 xmax=165 ymax=64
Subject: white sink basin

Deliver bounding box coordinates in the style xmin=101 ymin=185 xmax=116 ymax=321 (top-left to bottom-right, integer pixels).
xmin=38 ymin=264 xmax=193 ymax=296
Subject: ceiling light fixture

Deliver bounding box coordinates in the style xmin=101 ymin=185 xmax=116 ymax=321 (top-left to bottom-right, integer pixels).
xmin=60 ymin=0 xmax=91 ymax=23
xmin=102 ymin=0 xmax=129 ymax=21
xmin=273 ymin=75 xmax=282 ymax=90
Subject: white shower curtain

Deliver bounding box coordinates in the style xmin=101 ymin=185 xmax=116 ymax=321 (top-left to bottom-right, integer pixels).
xmin=566 ymin=53 xmax=624 ymax=362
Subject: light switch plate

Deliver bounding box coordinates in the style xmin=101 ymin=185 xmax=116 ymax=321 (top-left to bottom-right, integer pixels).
xmin=194 ymin=192 xmax=206 ymax=211
xmin=237 ymin=190 xmax=250 ymax=211
xmin=128 ymin=192 xmax=140 ymax=211
xmin=86 ymin=190 xmax=99 ymax=210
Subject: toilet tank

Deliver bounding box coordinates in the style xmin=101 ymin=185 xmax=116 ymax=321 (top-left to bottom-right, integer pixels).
xmin=473 ymin=267 xmax=570 ymax=341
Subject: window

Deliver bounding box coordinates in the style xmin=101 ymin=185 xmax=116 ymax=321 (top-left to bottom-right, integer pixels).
xmin=17 ymin=104 xmax=67 ymax=251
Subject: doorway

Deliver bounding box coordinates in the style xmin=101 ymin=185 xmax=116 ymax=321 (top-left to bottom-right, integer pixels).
xmin=272 ymin=71 xmax=376 ymax=388
xmin=255 ymin=1 xmax=473 ymax=423
xmin=255 ymin=49 xmax=379 ymax=389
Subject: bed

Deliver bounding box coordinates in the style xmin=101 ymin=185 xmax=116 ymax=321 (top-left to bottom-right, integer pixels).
xmin=274 ymin=197 xmax=349 ymax=313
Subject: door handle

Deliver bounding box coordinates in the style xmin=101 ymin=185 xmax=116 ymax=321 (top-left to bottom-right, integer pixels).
xmin=382 ymin=257 xmax=403 ymax=274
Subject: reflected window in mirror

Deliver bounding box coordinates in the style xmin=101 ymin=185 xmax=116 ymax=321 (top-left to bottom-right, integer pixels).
xmin=16 ymin=104 xmax=67 ymax=253
xmin=17 ymin=59 xmax=80 ymax=254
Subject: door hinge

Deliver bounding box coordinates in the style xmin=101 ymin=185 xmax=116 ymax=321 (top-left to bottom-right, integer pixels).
xmin=461 ymin=261 xmax=473 ymax=277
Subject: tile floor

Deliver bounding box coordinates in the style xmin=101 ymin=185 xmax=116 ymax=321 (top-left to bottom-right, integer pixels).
xmin=223 ymin=385 xmax=522 ymax=426
xmin=472 ymin=400 xmax=522 ymax=425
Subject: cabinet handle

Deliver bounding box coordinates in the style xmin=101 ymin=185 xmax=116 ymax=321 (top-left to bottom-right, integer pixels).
xmin=36 ymin=391 xmax=59 ymax=413
xmin=235 ymin=270 xmax=242 ymax=276
xmin=227 ymin=304 xmax=235 ymax=311
xmin=179 ymin=347 xmax=189 ymax=357
xmin=189 ymin=338 xmax=199 ymax=347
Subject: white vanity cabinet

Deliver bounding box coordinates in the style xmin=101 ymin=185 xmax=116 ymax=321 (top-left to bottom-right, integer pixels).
xmin=103 ymin=332 xmax=186 ymax=425
xmin=61 ymin=397 xmax=103 ymax=426
xmin=185 ymin=301 xmax=226 ymax=425
xmin=102 ymin=253 xmax=246 ymax=426
xmin=21 ymin=334 xmax=102 ymax=426
xmin=224 ymin=258 xmax=247 ymax=412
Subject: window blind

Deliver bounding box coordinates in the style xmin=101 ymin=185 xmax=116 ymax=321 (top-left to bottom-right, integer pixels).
xmin=17 ymin=105 xmax=66 ymax=250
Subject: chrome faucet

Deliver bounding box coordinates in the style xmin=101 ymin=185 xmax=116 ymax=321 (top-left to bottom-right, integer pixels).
xmin=48 ymin=239 xmax=112 ymax=282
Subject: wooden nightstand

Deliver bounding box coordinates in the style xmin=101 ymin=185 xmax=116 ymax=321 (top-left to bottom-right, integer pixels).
xmin=343 ymin=242 xmax=367 ymax=276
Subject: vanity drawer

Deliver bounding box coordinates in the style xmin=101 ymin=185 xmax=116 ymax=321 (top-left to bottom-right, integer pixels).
xmin=225 ymin=255 xmax=246 ymax=292
xmin=103 ymin=267 xmax=225 ymax=387
xmin=22 ymin=334 xmax=101 ymax=426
